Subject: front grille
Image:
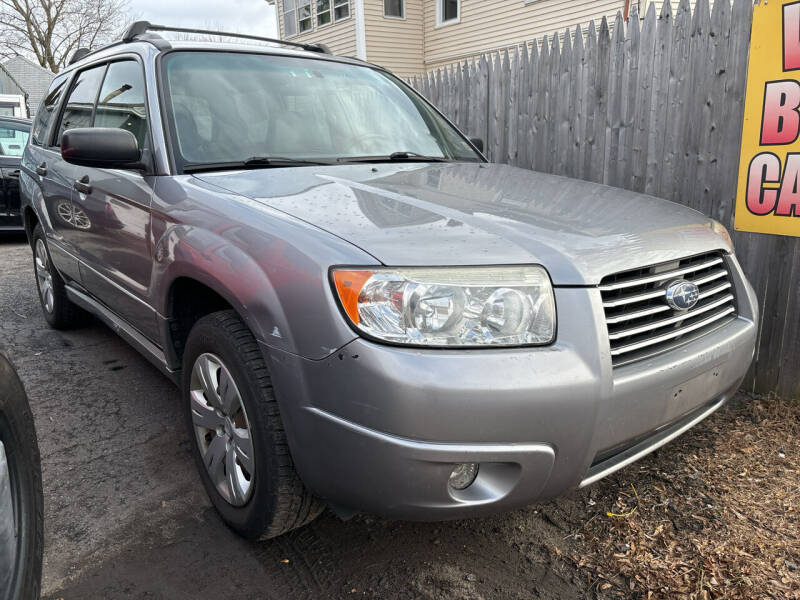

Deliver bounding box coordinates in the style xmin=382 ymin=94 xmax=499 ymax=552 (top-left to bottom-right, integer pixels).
xmin=600 ymin=252 xmax=737 ymax=367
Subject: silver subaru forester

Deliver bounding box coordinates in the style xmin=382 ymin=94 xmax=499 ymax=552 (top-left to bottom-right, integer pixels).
xmin=19 ymin=22 xmax=757 ymax=539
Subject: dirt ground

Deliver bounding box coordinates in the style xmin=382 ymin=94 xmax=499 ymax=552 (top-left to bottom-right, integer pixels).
xmin=0 ymin=235 xmax=797 ymax=599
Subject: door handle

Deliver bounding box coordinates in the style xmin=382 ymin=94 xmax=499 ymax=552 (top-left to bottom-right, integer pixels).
xmin=73 ymin=175 xmax=92 ymax=195
xmin=35 ymin=162 xmax=47 ymax=176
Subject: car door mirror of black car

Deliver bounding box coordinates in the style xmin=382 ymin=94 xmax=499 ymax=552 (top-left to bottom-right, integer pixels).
xmin=61 ymin=128 xmax=145 ymax=171
xmin=469 ymin=137 xmax=484 ymax=154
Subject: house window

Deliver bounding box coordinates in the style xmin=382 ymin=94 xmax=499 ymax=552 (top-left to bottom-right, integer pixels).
xmin=317 ymin=0 xmax=331 ymax=25
xmin=318 ymin=0 xmax=348 ymax=25
xmin=334 ymin=0 xmax=350 ymax=20
xmin=284 ymin=0 xmax=311 ymax=35
xmin=384 ymin=0 xmax=404 ymax=18
xmin=283 ymin=0 xmax=297 ymax=36
xmin=298 ymin=0 xmax=312 ymax=32
xmin=436 ymin=0 xmax=459 ymax=25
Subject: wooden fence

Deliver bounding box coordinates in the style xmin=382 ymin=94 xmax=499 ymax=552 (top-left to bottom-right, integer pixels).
xmin=409 ymin=0 xmax=800 ymax=399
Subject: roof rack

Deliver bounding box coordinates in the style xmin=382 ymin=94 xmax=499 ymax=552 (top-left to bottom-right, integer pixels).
xmin=122 ymin=21 xmax=332 ymax=54
xmin=67 ymin=21 xmax=332 ymax=68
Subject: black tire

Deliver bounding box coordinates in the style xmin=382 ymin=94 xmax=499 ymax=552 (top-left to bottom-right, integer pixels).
xmin=31 ymin=224 xmax=87 ymax=330
xmin=181 ymin=310 xmax=323 ymax=540
xmin=0 ymin=353 xmax=43 ymax=600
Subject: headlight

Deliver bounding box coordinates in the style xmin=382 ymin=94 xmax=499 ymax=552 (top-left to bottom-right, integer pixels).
xmin=332 ymin=266 xmax=556 ymax=347
xmin=709 ymin=219 xmax=734 ymax=250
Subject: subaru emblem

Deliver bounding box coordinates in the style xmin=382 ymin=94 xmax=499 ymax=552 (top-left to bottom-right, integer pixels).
xmin=665 ymin=279 xmax=700 ymax=311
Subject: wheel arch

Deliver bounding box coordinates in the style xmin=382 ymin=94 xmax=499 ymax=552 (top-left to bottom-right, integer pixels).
xmin=153 ymin=227 xmax=295 ymax=362
xmin=23 ymin=206 xmax=39 ymax=247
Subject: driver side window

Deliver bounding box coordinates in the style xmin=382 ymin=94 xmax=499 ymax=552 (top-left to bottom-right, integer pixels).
xmin=54 ymin=64 xmax=106 ymax=147
xmin=94 ymin=60 xmax=149 ymax=150
xmin=53 ymin=60 xmax=149 ymax=152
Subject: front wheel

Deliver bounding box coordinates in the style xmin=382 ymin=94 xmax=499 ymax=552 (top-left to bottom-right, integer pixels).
xmin=182 ymin=310 xmax=323 ymax=539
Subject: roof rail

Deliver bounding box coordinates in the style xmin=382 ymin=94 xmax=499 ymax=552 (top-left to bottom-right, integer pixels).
xmin=121 ymin=21 xmax=332 ymax=54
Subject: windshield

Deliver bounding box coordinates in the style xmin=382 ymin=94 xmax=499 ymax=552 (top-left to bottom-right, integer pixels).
xmin=161 ymin=51 xmax=481 ymax=170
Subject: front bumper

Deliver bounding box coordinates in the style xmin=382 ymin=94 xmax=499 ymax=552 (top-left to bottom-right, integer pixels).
xmin=265 ymin=259 xmax=758 ymax=519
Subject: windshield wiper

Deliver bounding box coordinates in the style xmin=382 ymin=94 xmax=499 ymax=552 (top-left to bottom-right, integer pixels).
xmin=337 ymin=152 xmax=453 ymax=164
xmin=183 ymin=156 xmax=335 ymax=173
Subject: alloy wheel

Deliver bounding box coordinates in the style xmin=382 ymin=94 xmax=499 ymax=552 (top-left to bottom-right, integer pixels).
xmin=189 ymin=353 xmax=255 ymax=506
xmin=34 ymin=240 xmax=54 ymax=314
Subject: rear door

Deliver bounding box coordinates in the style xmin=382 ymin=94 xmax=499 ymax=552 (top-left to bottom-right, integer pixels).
xmin=24 ymin=68 xmax=105 ymax=283
xmin=67 ymin=59 xmax=158 ymax=340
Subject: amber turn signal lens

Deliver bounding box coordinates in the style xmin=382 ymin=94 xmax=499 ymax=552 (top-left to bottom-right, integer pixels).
xmin=333 ymin=270 xmax=374 ymax=325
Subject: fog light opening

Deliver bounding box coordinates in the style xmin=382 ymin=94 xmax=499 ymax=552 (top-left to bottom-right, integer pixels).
xmin=448 ymin=463 xmax=479 ymax=490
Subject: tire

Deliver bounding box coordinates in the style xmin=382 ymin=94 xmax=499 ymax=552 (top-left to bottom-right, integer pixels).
xmin=31 ymin=224 xmax=87 ymax=329
xmin=182 ymin=310 xmax=324 ymax=540
xmin=0 ymin=353 xmax=43 ymax=600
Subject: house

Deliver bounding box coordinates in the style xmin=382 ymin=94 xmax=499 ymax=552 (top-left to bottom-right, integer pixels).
xmin=1 ymin=56 xmax=55 ymax=117
xmin=267 ymin=0 xmax=680 ymax=77
xmin=0 ymin=62 xmax=28 ymax=117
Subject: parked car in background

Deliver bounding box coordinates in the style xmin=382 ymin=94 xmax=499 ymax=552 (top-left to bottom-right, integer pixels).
xmin=0 ymin=116 xmax=31 ymax=231
xmin=0 ymin=351 xmax=43 ymax=600
xmin=19 ymin=22 xmax=758 ymax=542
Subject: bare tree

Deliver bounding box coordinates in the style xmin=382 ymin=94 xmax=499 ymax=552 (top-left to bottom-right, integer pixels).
xmin=0 ymin=0 xmax=129 ymax=73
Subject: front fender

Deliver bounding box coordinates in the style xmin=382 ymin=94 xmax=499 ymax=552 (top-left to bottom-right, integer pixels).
xmin=149 ymin=175 xmax=380 ymax=360
xmin=151 ymin=224 xmax=299 ymax=355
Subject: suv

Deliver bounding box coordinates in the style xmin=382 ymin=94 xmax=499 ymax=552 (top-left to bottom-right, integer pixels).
xmin=20 ymin=23 xmax=758 ymax=540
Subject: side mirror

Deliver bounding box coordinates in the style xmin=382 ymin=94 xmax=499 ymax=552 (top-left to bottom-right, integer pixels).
xmin=469 ymin=137 xmax=484 ymax=153
xmin=61 ymin=128 xmax=142 ymax=169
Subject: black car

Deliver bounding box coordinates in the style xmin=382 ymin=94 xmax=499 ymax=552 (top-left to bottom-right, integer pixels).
xmin=0 ymin=116 xmax=31 ymax=231
xmin=0 ymin=351 xmax=43 ymax=599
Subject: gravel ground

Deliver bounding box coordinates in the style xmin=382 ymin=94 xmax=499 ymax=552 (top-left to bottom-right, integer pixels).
xmin=0 ymin=234 xmax=797 ymax=600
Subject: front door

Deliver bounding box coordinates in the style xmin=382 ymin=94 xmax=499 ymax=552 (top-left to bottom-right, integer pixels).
xmin=67 ymin=59 xmax=158 ymax=340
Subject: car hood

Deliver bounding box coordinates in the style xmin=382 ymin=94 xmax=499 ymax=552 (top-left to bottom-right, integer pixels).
xmin=195 ymin=162 xmax=730 ymax=285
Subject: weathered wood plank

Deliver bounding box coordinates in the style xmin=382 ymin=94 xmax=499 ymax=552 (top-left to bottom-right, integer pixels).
xmin=532 ymin=36 xmax=549 ymax=172
xmin=507 ymin=46 xmax=520 ymax=166
xmin=571 ymin=24 xmax=586 ymax=180
xmin=555 ymin=29 xmax=572 ymax=176
xmin=645 ymin=0 xmax=674 ymax=195
xmin=706 ymin=0 xmax=732 ymax=224
xmin=517 ymin=43 xmax=531 ymax=168
xmin=632 ymin=3 xmax=656 ymax=193
xmin=582 ymin=20 xmax=599 ymax=181
xmin=605 ymin=12 xmax=625 ymax=187
xmin=620 ymin=6 xmax=640 ymax=189
xmin=591 ymin=17 xmax=611 ymax=183
xmin=663 ymin=0 xmax=692 ymax=203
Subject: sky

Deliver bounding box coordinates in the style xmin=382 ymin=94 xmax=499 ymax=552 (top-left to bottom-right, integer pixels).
xmin=126 ymin=0 xmax=278 ymax=38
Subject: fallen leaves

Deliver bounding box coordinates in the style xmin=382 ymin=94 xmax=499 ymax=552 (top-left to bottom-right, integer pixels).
xmin=567 ymin=394 xmax=800 ymax=599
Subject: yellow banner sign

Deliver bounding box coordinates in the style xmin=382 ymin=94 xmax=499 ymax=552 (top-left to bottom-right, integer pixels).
xmin=735 ymin=0 xmax=800 ymax=237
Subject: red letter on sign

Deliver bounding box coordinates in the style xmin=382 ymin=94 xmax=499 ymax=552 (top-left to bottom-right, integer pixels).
xmin=785 ymin=2 xmax=800 ymax=71
xmin=761 ymin=81 xmax=800 ymax=145
xmin=746 ymin=153 xmax=781 ymax=215
xmin=777 ymin=153 xmax=800 ymax=217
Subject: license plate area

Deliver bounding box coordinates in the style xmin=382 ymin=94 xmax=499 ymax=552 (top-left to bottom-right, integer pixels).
xmin=667 ymin=363 xmax=725 ymax=421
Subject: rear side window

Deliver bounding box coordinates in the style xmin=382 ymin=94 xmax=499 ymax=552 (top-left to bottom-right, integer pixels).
xmin=94 ymin=61 xmax=148 ymax=150
xmin=31 ymin=76 xmax=67 ymax=146
xmin=55 ymin=64 xmax=106 ymax=146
